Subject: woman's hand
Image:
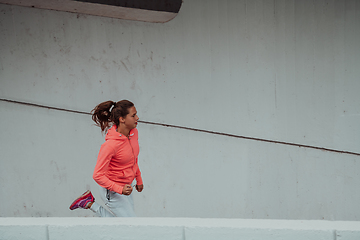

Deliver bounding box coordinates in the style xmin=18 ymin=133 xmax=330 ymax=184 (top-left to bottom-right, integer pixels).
xmin=136 ymin=184 xmax=144 ymax=192
xmin=122 ymin=184 xmax=133 ymax=195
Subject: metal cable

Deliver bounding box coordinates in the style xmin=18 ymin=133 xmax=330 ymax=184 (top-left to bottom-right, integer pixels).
xmin=1 ymin=98 xmax=359 ymax=156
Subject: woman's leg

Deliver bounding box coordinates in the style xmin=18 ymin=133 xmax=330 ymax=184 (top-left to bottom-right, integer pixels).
xmin=89 ymin=186 xmax=115 ymax=217
xmin=105 ymin=188 xmax=136 ymax=217
xmin=90 ymin=186 xmax=136 ymax=217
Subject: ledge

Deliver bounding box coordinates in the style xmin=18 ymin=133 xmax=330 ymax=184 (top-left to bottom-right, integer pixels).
xmin=1 ymin=218 xmax=360 ymax=240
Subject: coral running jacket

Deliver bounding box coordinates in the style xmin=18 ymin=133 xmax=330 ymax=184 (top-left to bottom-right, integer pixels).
xmin=93 ymin=125 xmax=143 ymax=195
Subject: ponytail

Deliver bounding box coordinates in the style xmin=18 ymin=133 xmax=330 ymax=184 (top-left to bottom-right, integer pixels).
xmin=91 ymin=100 xmax=134 ymax=133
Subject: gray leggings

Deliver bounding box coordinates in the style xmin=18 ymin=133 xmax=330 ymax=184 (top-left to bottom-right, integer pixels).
xmin=90 ymin=186 xmax=136 ymax=217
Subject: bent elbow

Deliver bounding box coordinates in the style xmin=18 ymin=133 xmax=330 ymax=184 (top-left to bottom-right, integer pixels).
xmin=93 ymin=172 xmax=101 ymax=183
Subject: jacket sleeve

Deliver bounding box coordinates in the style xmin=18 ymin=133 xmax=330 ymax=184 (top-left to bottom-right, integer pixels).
xmin=135 ymin=161 xmax=143 ymax=185
xmin=93 ymin=142 xmax=124 ymax=194
xmin=134 ymin=129 xmax=143 ymax=185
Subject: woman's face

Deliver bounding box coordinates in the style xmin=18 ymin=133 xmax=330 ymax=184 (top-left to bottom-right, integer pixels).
xmin=122 ymin=106 xmax=139 ymax=130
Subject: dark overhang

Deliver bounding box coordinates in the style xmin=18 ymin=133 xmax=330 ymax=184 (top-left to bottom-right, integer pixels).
xmin=0 ymin=0 xmax=182 ymax=22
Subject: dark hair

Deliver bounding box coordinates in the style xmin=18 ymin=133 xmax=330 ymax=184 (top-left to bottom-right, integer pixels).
xmin=91 ymin=100 xmax=134 ymax=133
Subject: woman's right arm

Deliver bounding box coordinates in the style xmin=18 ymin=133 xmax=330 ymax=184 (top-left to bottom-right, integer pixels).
xmin=92 ymin=143 xmax=124 ymax=195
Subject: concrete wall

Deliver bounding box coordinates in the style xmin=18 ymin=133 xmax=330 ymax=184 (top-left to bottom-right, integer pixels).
xmin=0 ymin=0 xmax=359 ymax=219
xmin=1 ymin=218 xmax=360 ymax=240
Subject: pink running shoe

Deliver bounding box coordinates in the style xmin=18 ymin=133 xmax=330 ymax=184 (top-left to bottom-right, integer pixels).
xmin=69 ymin=190 xmax=94 ymax=210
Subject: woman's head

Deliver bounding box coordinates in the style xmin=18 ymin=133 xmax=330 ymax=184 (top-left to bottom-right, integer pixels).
xmin=91 ymin=100 xmax=135 ymax=133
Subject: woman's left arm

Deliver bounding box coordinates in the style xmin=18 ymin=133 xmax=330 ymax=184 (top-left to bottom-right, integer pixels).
xmin=134 ymin=162 xmax=143 ymax=186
